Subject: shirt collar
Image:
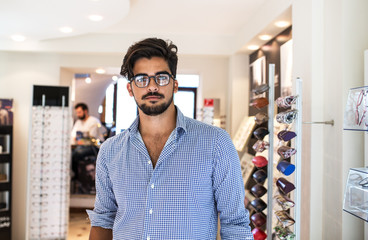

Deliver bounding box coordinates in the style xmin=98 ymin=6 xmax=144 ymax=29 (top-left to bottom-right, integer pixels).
xmin=128 ymin=106 xmax=187 ymax=138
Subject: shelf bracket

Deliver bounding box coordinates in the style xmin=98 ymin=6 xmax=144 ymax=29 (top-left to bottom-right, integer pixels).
xmin=302 ymin=120 xmax=334 ymax=126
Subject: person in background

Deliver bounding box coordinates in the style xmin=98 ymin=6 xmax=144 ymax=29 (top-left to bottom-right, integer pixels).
xmin=71 ymin=103 xmax=105 ymax=144
xmin=87 ymin=38 xmax=253 ymax=239
xmin=71 ymin=103 xmax=105 ymax=184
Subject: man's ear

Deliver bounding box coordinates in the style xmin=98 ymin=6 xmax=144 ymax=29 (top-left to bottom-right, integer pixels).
xmin=127 ymin=82 xmax=134 ymax=97
xmin=174 ymin=80 xmax=179 ymax=93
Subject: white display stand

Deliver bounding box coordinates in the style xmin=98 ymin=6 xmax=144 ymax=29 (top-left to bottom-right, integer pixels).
xmin=27 ymin=87 xmax=71 ymax=240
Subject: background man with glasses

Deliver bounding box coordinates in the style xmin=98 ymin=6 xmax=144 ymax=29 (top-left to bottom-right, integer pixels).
xmin=87 ymin=38 xmax=253 ymax=239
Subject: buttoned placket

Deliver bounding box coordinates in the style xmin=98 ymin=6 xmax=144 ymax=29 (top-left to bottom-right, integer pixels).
xmin=145 ymin=130 xmax=180 ymax=240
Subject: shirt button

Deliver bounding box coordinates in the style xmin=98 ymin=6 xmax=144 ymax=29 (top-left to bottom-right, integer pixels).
xmin=148 ymin=161 xmax=151 ymax=165
xmin=147 ymin=237 xmax=150 ymax=240
xmin=149 ymin=209 xmax=153 ymax=214
xmin=151 ymin=183 xmax=154 ymax=189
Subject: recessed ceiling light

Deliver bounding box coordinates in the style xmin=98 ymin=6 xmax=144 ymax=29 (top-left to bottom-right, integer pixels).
xmin=275 ymin=21 xmax=290 ymax=28
xmin=11 ymin=35 xmax=26 ymax=42
xmin=96 ymin=68 xmax=106 ymax=74
xmin=259 ymin=34 xmax=272 ymax=41
xmin=89 ymin=15 xmax=103 ymax=22
xmin=85 ymin=77 xmax=92 ymax=84
xmin=247 ymin=45 xmax=259 ymax=51
xmin=112 ymin=76 xmax=118 ymax=81
xmin=59 ymin=27 xmax=73 ymax=33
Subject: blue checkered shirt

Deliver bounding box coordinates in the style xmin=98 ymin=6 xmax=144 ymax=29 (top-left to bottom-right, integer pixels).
xmin=87 ymin=108 xmax=253 ymax=240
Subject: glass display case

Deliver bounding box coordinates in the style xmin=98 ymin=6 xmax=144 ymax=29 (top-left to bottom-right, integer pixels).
xmin=343 ymin=168 xmax=368 ymax=221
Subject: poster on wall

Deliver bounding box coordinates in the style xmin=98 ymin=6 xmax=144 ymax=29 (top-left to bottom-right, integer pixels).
xmin=280 ymin=39 xmax=293 ymax=97
xmin=343 ymin=86 xmax=368 ymax=131
xmin=0 ymin=99 xmax=13 ymax=126
xmin=250 ymin=56 xmax=266 ymax=99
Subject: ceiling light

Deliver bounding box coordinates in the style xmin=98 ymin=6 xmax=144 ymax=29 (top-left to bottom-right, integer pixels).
xmin=247 ymin=45 xmax=259 ymax=51
xmin=96 ymin=68 xmax=106 ymax=74
xmin=259 ymin=34 xmax=272 ymax=41
xmin=89 ymin=15 xmax=103 ymax=22
xmin=275 ymin=21 xmax=290 ymax=28
xmin=59 ymin=27 xmax=73 ymax=33
xmin=11 ymin=35 xmax=26 ymax=42
xmin=85 ymin=77 xmax=92 ymax=84
xmin=112 ymin=76 xmax=118 ymax=81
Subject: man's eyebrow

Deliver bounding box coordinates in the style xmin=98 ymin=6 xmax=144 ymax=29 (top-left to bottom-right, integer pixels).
xmin=155 ymin=71 xmax=171 ymax=75
xmin=134 ymin=71 xmax=171 ymax=76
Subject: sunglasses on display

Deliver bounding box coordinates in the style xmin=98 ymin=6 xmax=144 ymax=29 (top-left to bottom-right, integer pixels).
xmin=355 ymin=89 xmax=368 ymax=126
xmin=251 ymin=212 xmax=267 ymax=228
xmin=130 ymin=71 xmax=174 ymax=88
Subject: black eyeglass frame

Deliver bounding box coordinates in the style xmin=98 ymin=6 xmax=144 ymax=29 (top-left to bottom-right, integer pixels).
xmin=129 ymin=71 xmax=175 ymax=88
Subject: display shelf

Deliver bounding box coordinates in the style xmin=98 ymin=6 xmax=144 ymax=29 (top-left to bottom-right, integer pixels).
xmin=243 ymin=64 xmax=300 ymax=240
xmin=343 ymin=168 xmax=368 ymax=221
xmin=0 ymin=134 xmax=10 ymax=155
xmin=0 ymin=125 xmax=12 ymax=240
xmin=0 ymin=163 xmax=9 ymax=183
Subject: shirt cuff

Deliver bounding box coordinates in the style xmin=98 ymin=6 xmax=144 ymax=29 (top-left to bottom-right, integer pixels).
xmin=86 ymin=209 xmax=116 ymax=229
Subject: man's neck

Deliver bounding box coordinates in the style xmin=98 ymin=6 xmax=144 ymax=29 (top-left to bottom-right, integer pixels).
xmin=138 ymin=104 xmax=177 ymax=137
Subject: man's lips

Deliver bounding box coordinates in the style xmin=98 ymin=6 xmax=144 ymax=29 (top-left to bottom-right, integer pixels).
xmin=145 ymin=96 xmax=160 ymax=100
xmin=142 ymin=93 xmax=164 ymax=100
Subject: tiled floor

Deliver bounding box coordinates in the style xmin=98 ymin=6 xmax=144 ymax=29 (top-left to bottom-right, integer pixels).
xmin=68 ymin=209 xmax=91 ymax=240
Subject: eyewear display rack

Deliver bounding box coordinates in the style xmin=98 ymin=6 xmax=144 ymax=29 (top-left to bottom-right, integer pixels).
xmin=242 ymin=64 xmax=302 ymax=240
xmin=265 ymin=65 xmax=302 ymax=240
xmin=27 ymin=86 xmax=71 ymax=240
xmin=0 ymin=124 xmax=12 ymax=240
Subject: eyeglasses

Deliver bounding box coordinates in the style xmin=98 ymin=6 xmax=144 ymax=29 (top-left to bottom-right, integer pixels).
xmin=130 ymin=71 xmax=174 ymax=88
xmin=355 ymin=89 xmax=367 ymax=126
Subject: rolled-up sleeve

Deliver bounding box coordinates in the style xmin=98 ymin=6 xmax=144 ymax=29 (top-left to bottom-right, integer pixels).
xmin=212 ymin=130 xmax=254 ymax=240
xmin=86 ymin=144 xmax=117 ymax=229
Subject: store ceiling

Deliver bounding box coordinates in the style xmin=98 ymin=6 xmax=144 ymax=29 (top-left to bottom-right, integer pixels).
xmin=0 ymin=0 xmax=291 ymax=55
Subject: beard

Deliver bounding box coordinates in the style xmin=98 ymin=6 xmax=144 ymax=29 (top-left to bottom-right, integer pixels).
xmin=136 ymin=92 xmax=174 ymax=116
xmin=78 ymin=113 xmax=86 ymax=120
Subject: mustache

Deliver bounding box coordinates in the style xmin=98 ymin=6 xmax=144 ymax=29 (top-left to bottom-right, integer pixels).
xmin=142 ymin=92 xmax=164 ymax=100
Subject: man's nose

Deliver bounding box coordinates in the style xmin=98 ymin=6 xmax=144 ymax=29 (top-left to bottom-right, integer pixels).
xmin=147 ymin=76 xmax=158 ymax=92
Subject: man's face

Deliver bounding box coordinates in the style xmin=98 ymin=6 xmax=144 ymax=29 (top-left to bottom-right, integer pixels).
xmin=127 ymin=57 xmax=178 ymax=116
xmin=75 ymin=107 xmax=86 ymax=120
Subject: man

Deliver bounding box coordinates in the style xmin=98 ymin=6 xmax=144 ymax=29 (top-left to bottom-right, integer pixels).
xmin=71 ymin=103 xmax=105 ymax=144
xmin=71 ymin=103 xmax=105 ymax=182
xmin=87 ymin=38 xmax=253 ymax=239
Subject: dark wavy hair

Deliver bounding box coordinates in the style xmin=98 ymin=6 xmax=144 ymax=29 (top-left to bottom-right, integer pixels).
xmin=120 ymin=38 xmax=178 ymax=80
xmin=75 ymin=103 xmax=88 ymax=111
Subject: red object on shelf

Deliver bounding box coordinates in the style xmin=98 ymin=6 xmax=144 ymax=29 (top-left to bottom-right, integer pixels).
xmin=252 ymin=156 xmax=268 ymax=168
xmin=252 ymin=227 xmax=267 ymax=240
xmin=204 ymin=98 xmax=214 ymax=107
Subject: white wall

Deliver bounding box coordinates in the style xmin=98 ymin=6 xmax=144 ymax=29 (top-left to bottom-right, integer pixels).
xmin=228 ymin=54 xmax=249 ymax=137
xmin=178 ymin=55 xmax=229 ymax=128
xmin=341 ymin=0 xmax=368 ymax=239
xmin=0 ymin=51 xmax=230 ymax=239
xmin=0 ymin=51 xmax=61 ymax=240
xmin=293 ymin=0 xmax=368 ymax=239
